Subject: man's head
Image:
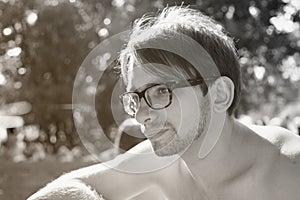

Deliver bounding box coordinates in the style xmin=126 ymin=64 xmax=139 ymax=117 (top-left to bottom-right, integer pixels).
xmin=119 ymin=6 xmax=241 ymax=156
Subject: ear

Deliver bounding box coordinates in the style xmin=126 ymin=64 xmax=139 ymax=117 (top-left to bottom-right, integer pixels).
xmin=211 ymin=76 xmax=234 ymax=113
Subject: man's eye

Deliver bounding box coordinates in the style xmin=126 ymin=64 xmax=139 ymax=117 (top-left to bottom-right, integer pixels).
xmin=157 ymin=87 xmax=169 ymax=95
xmin=147 ymin=85 xmax=170 ymax=97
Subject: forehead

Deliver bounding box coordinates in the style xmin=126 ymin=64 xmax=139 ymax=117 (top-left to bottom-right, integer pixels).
xmin=126 ymin=67 xmax=164 ymax=91
xmin=126 ymin=65 xmax=183 ymax=91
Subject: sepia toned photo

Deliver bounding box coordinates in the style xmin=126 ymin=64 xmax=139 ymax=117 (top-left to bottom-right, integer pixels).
xmin=0 ymin=0 xmax=300 ymax=199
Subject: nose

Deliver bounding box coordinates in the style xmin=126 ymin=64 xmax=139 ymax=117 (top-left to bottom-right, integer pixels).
xmin=135 ymin=98 xmax=153 ymax=127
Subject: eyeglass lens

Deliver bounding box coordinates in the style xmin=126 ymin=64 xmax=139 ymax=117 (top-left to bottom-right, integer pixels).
xmin=122 ymin=84 xmax=171 ymax=116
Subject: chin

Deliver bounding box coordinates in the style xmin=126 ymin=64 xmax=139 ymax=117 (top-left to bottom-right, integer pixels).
xmin=149 ymin=129 xmax=197 ymax=156
xmin=150 ymin=142 xmax=174 ymax=157
xmin=152 ymin=141 xmax=185 ymax=157
xmin=154 ymin=149 xmax=178 ymax=157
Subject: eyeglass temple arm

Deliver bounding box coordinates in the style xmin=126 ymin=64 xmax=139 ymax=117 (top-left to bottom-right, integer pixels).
xmin=172 ymin=77 xmax=217 ymax=88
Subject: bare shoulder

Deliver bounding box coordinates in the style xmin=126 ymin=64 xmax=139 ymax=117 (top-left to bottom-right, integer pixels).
xmin=64 ymin=140 xmax=181 ymax=179
xmin=52 ymin=140 xmax=184 ymax=200
xmin=244 ymin=124 xmax=300 ymax=196
xmin=247 ymin=124 xmax=300 ymax=159
xmin=116 ymin=140 xmax=182 ymax=173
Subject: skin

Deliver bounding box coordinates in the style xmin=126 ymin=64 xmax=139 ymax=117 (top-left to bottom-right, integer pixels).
xmin=130 ymin=66 xmax=209 ymax=157
xmin=27 ymin=66 xmax=300 ymax=200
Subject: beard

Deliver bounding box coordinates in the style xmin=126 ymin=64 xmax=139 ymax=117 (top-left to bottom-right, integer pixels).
xmin=151 ymin=99 xmax=209 ymax=157
xmin=152 ymin=132 xmax=195 ymax=156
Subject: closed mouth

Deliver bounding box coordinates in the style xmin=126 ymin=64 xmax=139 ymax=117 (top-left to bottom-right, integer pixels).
xmin=146 ymin=128 xmax=169 ymax=140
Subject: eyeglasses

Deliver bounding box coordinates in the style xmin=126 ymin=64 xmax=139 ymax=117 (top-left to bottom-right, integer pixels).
xmin=120 ymin=77 xmax=217 ymax=117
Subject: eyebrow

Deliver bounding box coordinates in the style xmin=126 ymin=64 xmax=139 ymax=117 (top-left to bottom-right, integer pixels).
xmin=129 ymin=82 xmax=160 ymax=93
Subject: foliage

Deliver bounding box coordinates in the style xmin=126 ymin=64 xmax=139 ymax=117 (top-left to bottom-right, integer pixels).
xmin=0 ymin=0 xmax=299 ymax=160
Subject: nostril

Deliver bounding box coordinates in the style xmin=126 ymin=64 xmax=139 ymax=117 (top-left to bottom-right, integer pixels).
xmin=135 ymin=104 xmax=155 ymax=128
xmin=144 ymin=118 xmax=151 ymax=123
xmin=140 ymin=118 xmax=151 ymax=132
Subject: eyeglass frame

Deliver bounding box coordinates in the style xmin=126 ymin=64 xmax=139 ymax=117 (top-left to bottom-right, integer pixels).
xmin=119 ymin=77 xmax=218 ymax=113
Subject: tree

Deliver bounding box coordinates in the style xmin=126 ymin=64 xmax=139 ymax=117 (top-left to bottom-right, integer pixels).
xmin=1 ymin=0 xmax=299 ymax=155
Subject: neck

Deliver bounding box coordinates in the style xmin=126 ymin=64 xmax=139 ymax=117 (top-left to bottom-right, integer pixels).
xmin=181 ymin=113 xmax=250 ymax=191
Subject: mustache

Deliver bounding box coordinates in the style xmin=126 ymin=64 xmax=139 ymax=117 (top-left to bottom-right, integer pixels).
xmin=141 ymin=121 xmax=176 ymax=135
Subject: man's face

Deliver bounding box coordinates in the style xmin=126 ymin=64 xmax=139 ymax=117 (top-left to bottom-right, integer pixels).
xmin=125 ymin=66 xmax=210 ymax=157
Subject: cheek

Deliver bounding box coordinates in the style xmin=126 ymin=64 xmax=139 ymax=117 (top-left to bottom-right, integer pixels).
xmin=165 ymin=89 xmax=201 ymax=132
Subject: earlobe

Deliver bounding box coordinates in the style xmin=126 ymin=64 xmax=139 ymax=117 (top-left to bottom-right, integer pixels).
xmin=212 ymin=76 xmax=234 ymax=113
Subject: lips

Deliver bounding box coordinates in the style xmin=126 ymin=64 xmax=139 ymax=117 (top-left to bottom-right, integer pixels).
xmin=144 ymin=128 xmax=169 ymax=140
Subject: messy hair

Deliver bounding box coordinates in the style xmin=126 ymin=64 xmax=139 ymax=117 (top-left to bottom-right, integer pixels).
xmin=119 ymin=6 xmax=241 ymax=115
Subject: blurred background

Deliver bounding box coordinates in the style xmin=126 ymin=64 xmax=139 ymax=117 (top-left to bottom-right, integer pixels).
xmin=0 ymin=0 xmax=300 ymax=199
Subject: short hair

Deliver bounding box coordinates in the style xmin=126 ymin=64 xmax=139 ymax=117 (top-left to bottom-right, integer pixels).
xmin=119 ymin=6 xmax=241 ymax=115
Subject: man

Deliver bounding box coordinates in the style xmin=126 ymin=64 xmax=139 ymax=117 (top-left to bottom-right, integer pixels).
xmin=28 ymin=6 xmax=300 ymax=200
